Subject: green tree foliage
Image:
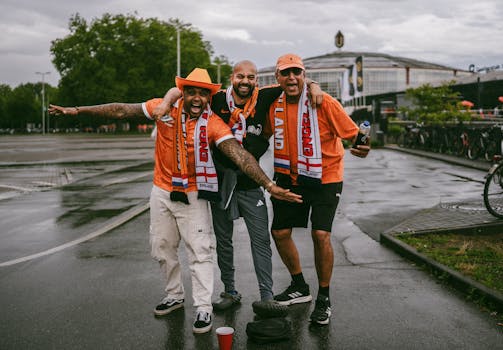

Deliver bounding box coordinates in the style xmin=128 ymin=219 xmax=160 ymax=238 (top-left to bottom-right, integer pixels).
xmin=0 ymin=83 xmax=58 ymax=132
xmin=50 ymin=13 xmax=232 ymax=130
xmin=400 ymin=81 xmax=470 ymax=125
xmin=210 ymin=55 xmax=233 ymax=88
xmin=0 ymin=84 xmax=12 ymax=128
xmin=2 ymin=84 xmax=39 ymax=130
xmin=51 ymin=13 xmax=229 ymax=107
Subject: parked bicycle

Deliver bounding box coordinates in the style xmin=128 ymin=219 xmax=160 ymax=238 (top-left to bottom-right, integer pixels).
xmin=483 ymin=155 xmax=503 ymax=218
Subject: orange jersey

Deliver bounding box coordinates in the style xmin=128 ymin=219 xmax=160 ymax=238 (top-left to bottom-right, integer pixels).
xmin=267 ymin=93 xmax=358 ymax=184
xmin=143 ymin=98 xmax=234 ymax=192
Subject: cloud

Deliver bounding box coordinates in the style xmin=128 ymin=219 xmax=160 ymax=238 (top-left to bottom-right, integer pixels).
xmin=0 ymin=0 xmax=502 ymax=87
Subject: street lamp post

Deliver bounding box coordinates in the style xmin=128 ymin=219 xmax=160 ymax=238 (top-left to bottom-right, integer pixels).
xmin=35 ymin=71 xmax=50 ymax=135
xmin=176 ymin=27 xmax=181 ymax=77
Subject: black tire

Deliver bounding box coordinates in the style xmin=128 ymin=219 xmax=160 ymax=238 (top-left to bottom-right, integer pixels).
xmin=483 ymin=162 xmax=503 ymax=219
xmin=484 ymin=141 xmax=498 ymax=162
xmin=467 ymin=140 xmax=481 ymax=160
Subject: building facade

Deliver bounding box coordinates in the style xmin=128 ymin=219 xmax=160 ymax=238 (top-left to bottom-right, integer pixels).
xmin=258 ymin=51 xmax=473 ymax=106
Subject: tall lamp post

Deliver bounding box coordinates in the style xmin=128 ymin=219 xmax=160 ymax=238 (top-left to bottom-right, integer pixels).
xmin=176 ymin=27 xmax=181 ymax=77
xmin=35 ymin=71 xmax=50 ymax=135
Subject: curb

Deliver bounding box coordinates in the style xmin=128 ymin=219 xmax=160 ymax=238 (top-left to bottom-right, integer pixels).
xmin=381 ymin=230 xmax=503 ymax=312
xmin=382 ymin=145 xmax=491 ymax=172
xmin=379 ymin=145 xmax=503 ymax=312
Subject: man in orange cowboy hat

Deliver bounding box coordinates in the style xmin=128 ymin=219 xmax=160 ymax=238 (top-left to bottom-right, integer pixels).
xmin=49 ymin=67 xmax=301 ymax=334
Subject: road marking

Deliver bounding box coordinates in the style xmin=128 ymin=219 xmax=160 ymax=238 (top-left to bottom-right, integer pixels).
xmin=32 ymin=181 xmax=56 ymax=187
xmin=0 ymin=201 xmax=150 ymax=267
xmin=101 ymin=171 xmax=152 ymax=187
xmin=0 ymin=184 xmax=34 ymax=192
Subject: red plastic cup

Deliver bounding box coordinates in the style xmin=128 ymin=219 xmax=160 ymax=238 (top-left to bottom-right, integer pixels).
xmin=216 ymin=326 xmax=234 ymax=350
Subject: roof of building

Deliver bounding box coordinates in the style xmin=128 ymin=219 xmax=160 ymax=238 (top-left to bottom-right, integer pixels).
xmin=452 ymin=69 xmax=503 ymax=85
xmin=259 ymin=50 xmax=469 ymax=72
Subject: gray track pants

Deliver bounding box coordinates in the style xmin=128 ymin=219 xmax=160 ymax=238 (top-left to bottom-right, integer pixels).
xmin=210 ymin=187 xmax=274 ymax=301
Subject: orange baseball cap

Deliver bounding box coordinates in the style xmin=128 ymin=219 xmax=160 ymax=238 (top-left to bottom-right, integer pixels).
xmin=276 ymin=53 xmax=305 ymax=71
xmin=175 ymin=68 xmax=222 ymax=95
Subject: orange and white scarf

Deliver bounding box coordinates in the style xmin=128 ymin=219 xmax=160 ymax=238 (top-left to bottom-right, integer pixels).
xmin=273 ymin=84 xmax=322 ymax=187
xmin=226 ymin=86 xmax=259 ymax=143
xmin=170 ymin=99 xmax=219 ymax=203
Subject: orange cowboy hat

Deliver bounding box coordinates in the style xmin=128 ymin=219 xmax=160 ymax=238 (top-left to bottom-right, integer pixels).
xmin=175 ymin=68 xmax=221 ymax=95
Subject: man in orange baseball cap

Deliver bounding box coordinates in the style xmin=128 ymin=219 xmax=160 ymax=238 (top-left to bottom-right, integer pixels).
xmin=49 ymin=67 xmax=301 ymax=334
xmin=265 ymin=54 xmax=371 ymax=325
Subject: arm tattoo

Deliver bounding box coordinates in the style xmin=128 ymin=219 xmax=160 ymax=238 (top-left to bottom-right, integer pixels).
xmin=78 ymin=103 xmax=144 ymax=119
xmin=218 ymin=139 xmax=271 ymax=187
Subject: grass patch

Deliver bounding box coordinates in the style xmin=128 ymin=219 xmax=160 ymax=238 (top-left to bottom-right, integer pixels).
xmin=397 ymin=232 xmax=503 ymax=294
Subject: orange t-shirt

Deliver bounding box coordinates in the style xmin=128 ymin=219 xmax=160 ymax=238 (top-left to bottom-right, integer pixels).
xmin=267 ymin=92 xmax=359 ymax=184
xmin=143 ymin=98 xmax=234 ymax=192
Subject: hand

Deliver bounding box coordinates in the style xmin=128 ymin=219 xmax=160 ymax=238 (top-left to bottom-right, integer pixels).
xmin=307 ymin=83 xmax=323 ymax=107
xmin=268 ymin=184 xmax=303 ymax=203
xmin=152 ymin=101 xmax=174 ymax=127
xmin=48 ymin=104 xmax=77 ymax=116
xmin=350 ymin=143 xmax=371 ymax=158
xmin=152 ymin=100 xmax=170 ymax=121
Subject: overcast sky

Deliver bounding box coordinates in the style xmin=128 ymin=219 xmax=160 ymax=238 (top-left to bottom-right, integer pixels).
xmin=1 ymin=0 xmax=501 ymax=87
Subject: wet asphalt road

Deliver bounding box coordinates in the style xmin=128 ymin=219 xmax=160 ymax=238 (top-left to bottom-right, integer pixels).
xmin=0 ymin=135 xmax=502 ymax=349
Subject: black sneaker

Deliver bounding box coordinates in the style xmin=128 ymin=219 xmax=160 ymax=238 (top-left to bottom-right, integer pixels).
xmin=252 ymin=300 xmax=289 ymax=318
xmin=274 ymin=282 xmax=312 ymax=306
xmin=192 ymin=311 xmax=212 ymax=333
xmin=212 ymin=291 xmax=242 ymax=311
xmin=154 ymin=297 xmax=184 ymax=316
xmin=309 ymin=295 xmax=331 ymax=325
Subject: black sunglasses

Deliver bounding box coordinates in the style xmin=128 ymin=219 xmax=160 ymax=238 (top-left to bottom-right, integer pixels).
xmin=279 ymin=67 xmax=303 ymax=77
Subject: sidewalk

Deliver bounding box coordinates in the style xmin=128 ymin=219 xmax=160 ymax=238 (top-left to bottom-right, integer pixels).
xmin=381 ymin=145 xmax=503 ymax=312
xmin=2 ymin=138 xmax=503 ymax=349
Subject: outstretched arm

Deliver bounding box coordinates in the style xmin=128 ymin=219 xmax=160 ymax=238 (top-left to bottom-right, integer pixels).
xmin=217 ymin=138 xmax=302 ymax=203
xmin=48 ymin=103 xmax=144 ymax=119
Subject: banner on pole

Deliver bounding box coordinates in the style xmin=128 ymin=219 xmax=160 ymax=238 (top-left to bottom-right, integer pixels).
xmin=342 ymin=56 xmax=363 ymax=103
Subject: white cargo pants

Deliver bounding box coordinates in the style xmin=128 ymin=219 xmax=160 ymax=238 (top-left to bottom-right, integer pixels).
xmin=149 ymin=185 xmax=214 ymax=313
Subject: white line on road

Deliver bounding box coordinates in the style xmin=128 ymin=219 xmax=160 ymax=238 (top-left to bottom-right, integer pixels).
xmin=0 ymin=201 xmax=150 ymax=267
xmin=0 ymin=184 xmax=35 ymax=192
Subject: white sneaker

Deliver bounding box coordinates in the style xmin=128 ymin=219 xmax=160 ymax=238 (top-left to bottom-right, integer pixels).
xmin=192 ymin=311 xmax=212 ymax=333
xmin=154 ymin=296 xmax=184 ymax=316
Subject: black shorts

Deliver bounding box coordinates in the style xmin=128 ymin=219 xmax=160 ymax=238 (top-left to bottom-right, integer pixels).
xmin=271 ymin=182 xmax=343 ymax=232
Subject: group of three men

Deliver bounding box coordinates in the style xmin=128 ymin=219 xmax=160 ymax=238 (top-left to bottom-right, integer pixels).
xmin=49 ymin=53 xmax=370 ymax=334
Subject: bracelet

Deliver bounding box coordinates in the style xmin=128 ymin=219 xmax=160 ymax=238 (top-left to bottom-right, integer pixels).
xmin=265 ymin=181 xmax=274 ymax=192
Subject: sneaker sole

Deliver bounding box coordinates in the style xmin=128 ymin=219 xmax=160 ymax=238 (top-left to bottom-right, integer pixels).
xmin=276 ymin=295 xmax=313 ymax=306
xmin=310 ymin=309 xmax=332 ymax=325
xmin=312 ymin=317 xmax=330 ymax=325
xmin=192 ymin=323 xmax=212 ymax=334
xmin=153 ymin=303 xmax=184 ymax=316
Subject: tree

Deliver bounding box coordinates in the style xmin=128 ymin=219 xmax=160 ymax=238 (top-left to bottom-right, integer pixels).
xmin=400 ymin=81 xmax=470 ymax=124
xmin=50 ymin=13 xmax=232 ymax=129
xmin=4 ymin=84 xmax=40 ymax=130
xmin=210 ymin=55 xmax=233 ymax=88
xmin=0 ymin=84 xmax=12 ymax=129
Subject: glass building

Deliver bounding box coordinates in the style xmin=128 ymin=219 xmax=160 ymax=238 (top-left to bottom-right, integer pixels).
xmin=258 ymin=51 xmax=473 ymax=104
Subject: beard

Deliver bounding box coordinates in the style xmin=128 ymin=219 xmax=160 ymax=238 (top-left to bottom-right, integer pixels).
xmin=233 ymin=83 xmax=253 ymax=99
